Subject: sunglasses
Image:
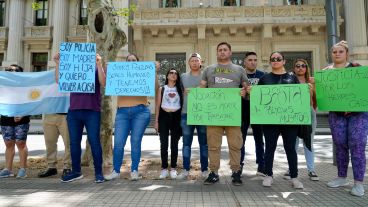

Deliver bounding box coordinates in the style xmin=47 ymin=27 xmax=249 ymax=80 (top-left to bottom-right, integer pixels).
xmin=5 ymin=68 xmax=19 ymax=72
xmin=169 ymin=71 xmax=177 ymax=75
xmin=270 ymin=57 xmax=283 ymax=62
xmin=295 ymin=64 xmax=307 ymax=68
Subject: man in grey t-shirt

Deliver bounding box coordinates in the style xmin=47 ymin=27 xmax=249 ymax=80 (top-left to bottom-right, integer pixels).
xmin=200 ymin=42 xmax=248 ymax=186
xmin=177 ymin=53 xmax=209 ymax=180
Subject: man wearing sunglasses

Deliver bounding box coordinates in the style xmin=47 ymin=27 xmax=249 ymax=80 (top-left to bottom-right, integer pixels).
xmin=200 ymin=42 xmax=248 ymax=186
xmin=240 ymin=52 xmax=266 ymax=177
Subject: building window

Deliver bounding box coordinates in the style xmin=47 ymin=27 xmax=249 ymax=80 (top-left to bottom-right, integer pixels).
xmin=35 ymin=0 xmax=48 ymax=26
xmin=32 ymin=53 xmax=48 ymax=72
xmin=231 ymin=52 xmax=246 ymax=66
xmin=155 ymin=53 xmax=186 ymax=86
xmin=282 ymin=51 xmax=313 ymax=74
xmin=223 ymin=0 xmax=240 ymax=6
xmin=0 ymin=53 xmax=3 ymax=66
xmin=286 ymin=0 xmax=304 ymax=5
xmin=0 ymin=0 xmax=5 ymax=27
xmin=162 ymin=0 xmax=180 ymax=8
xmin=79 ymin=0 xmax=88 ymax=25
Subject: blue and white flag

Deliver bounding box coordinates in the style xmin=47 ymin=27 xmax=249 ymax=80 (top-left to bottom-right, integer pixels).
xmin=0 ymin=70 xmax=70 ymax=116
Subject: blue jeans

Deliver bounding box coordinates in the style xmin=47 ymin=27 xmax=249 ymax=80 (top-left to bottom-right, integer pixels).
xmin=113 ymin=105 xmax=150 ymax=172
xmin=296 ymin=108 xmax=317 ymax=172
xmin=180 ymin=114 xmax=208 ymax=172
xmin=67 ymin=110 xmax=103 ymax=176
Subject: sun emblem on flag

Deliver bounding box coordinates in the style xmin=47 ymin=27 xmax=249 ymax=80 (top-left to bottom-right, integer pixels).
xmin=29 ymin=89 xmax=41 ymax=100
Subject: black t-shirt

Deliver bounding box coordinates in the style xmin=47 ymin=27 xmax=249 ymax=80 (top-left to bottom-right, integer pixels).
xmin=0 ymin=116 xmax=30 ymax=126
xmin=242 ymin=70 xmax=266 ymax=120
xmin=258 ymin=72 xmax=299 ymax=85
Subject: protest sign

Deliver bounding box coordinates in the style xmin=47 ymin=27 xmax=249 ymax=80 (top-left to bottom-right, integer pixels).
xmin=314 ymin=66 xmax=368 ymax=111
xmin=58 ymin=42 xmax=96 ymax=93
xmin=250 ymin=84 xmax=311 ymax=125
xmin=105 ymin=62 xmax=155 ymax=96
xmin=187 ymin=88 xmax=241 ymax=126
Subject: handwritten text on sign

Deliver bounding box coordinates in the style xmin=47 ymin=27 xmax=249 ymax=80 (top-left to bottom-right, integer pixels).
xmin=105 ymin=62 xmax=155 ymax=96
xmin=250 ymin=84 xmax=311 ymax=125
xmin=314 ymin=66 xmax=368 ymax=111
xmin=58 ymin=42 xmax=96 ymax=93
xmin=187 ymin=88 xmax=241 ymax=126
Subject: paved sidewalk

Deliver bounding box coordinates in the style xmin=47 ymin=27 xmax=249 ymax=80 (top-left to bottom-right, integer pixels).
xmin=0 ymin=135 xmax=367 ymax=206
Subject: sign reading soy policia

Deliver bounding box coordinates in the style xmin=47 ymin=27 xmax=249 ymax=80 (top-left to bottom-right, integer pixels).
xmin=187 ymin=88 xmax=241 ymax=126
xmin=250 ymin=84 xmax=311 ymax=125
xmin=314 ymin=66 xmax=368 ymax=111
xmin=105 ymin=62 xmax=156 ymax=96
xmin=58 ymin=42 xmax=96 ymax=93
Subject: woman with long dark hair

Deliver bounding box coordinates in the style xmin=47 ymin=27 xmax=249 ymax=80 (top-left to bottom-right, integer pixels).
xmin=0 ymin=65 xmax=30 ymax=179
xmin=105 ymin=53 xmax=151 ymax=181
xmin=259 ymin=52 xmax=303 ymax=189
xmin=155 ymin=68 xmax=183 ymax=179
xmin=289 ymin=59 xmax=319 ymax=181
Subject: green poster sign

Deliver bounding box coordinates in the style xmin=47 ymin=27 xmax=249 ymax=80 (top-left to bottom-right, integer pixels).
xmin=187 ymin=88 xmax=241 ymax=126
xmin=314 ymin=66 xmax=368 ymax=111
xmin=250 ymin=84 xmax=311 ymax=125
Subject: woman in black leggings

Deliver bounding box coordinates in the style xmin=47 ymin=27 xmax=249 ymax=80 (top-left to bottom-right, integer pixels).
xmin=258 ymin=52 xmax=303 ymax=189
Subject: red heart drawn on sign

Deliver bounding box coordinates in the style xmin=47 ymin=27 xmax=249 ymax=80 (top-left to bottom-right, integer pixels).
xmin=168 ymin=93 xmax=176 ymax=98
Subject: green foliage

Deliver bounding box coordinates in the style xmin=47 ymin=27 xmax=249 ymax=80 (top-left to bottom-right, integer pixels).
xmin=111 ymin=4 xmax=137 ymax=25
xmin=31 ymin=1 xmax=41 ymax=11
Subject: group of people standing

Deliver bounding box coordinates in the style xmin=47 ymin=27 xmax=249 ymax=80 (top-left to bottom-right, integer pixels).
xmin=0 ymin=40 xmax=367 ymax=197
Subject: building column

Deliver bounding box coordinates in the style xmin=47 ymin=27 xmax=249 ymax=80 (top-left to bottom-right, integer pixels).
xmin=3 ymin=0 xmax=25 ymax=67
xmin=48 ymin=0 xmax=69 ymax=68
xmin=344 ymin=0 xmax=368 ymax=65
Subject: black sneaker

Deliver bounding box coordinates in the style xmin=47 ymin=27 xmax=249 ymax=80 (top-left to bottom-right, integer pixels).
xmin=239 ymin=163 xmax=244 ymax=177
xmin=38 ymin=168 xmax=57 ymax=178
xmin=231 ymin=171 xmax=243 ymax=186
xmin=308 ymin=171 xmax=319 ymax=181
xmin=204 ymin=171 xmax=219 ymax=185
xmin=62 ymin=169 xmax=72 ymax=178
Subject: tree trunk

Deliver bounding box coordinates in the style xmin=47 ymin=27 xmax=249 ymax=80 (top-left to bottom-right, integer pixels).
xmin=81 ymin=0 xmax=127 ymax=167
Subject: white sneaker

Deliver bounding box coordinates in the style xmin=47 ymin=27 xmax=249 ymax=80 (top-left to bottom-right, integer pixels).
xmin=105 ymin=170 xmax=120 ymax=181
xmin=327 ymin=178 xmax=349 ymax=188
xmin=290 ymin=178 xmax=304 ymax=189
xmin=159 ymin=169 xmax=169 ymax=179
xmin=262 ymin=176 xmax=273 ymax=187
xmin=170 ymin=169 xmax=178 ymax=179
xmin=130 ymin=170 xmax=142 ymax=181
xmin=177 ymin=170 xmax=189 ymax=180
xmin=351 ymin=183 xmax=365 ymax=197
xmin=201 ymin=171 xmax=209 ymax=179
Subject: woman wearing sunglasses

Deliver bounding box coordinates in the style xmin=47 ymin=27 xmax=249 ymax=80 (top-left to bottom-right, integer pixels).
xmin=0 ymin=65 xmax=30 ymax=179
xmin=258 ymin=52 xmax=303 ymax=189
xmin=155 ymin=68 xmax=183 ymax=179
xmin=325 ymin=41 xmax=368 ymax=197
xmin=105 ymin=53 xmax=151 ymax=181
xmin=290 ymin=59 xmax=319 ymax=181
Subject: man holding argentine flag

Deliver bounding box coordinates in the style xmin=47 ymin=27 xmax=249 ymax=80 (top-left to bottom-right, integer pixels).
xmin=54 ymin=42 xmax=106 ymax=183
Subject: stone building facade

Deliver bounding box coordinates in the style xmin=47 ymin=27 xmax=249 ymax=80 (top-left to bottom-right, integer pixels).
xmin=0 ymin=0 xmax=367 ymax=82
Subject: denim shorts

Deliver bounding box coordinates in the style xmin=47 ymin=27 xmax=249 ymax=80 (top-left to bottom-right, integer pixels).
xmin=1 ymin=124 xmax=30 ymax=141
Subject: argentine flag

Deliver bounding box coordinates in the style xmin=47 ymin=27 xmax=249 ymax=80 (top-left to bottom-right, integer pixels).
xmin=0 ymin=70 xmax=70 ymax=116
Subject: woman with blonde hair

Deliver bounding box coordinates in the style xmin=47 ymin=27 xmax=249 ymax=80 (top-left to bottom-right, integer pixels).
xmin=325 ymin=40 xmax=368 ymax=197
